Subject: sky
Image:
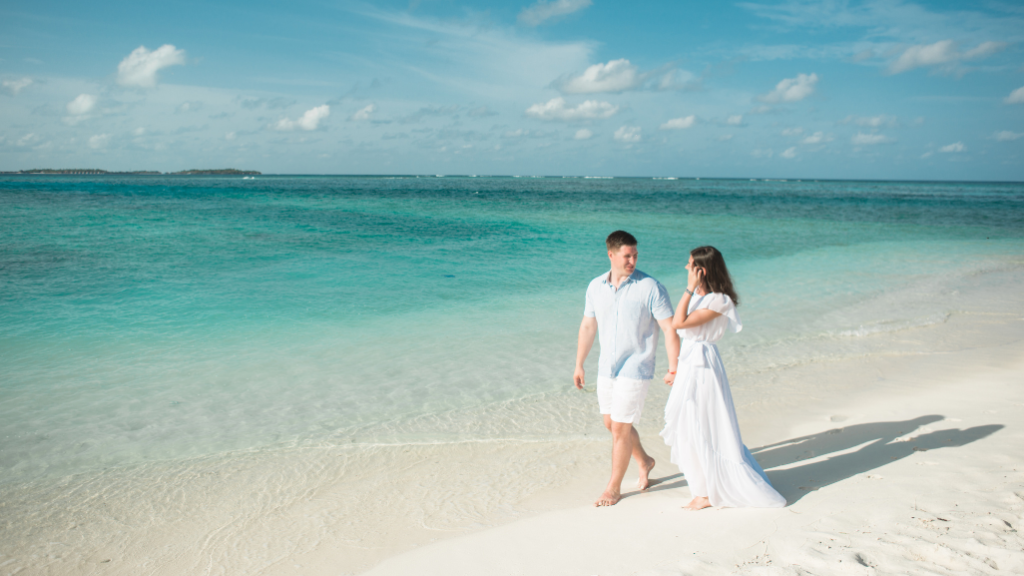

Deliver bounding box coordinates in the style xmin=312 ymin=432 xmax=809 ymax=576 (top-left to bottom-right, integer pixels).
xmin=1 ymin=0 xmax=1023 ymax=179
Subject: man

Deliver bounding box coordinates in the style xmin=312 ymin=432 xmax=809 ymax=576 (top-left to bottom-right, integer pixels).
xmin=574 ymin=230 xmax=680 ymax=507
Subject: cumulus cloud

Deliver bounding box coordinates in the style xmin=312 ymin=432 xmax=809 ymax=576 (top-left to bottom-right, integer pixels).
xmin=133 ymin=127 xmax=146 ymax=136
xmin=350 ymin=104 xmax=376 ymax=121
xmin=518 ymin=0 xmax=592 ymax=26
xmin=780 ymin=147 xmax=798 ymax=159
xmin=574 ymin=128 xmax=593 ymax=140
xmin=719 ymin=134 xmax=734 ymax=141
xmin=993 ymin=130 xmax=1023 ymax=141
xmin=66 ymin=94 xmax=96 ymax=115
xmin=726 ymin=115 xmax=744 ymax=126
xmin=88 ymin=134 xmax=111 ymax=149
xmin=888 ymin=40 xmax=1006 ymax=74
xmin=752 ymin=148 xmax=773 ymax=158
xmin=758 ymin=73 xmax=818 ymax=103
xmin=2 ymin=77 xmax=32 ymax=95
xmin=781 ymin=127 xmax=803 ymax=136
xmin=525 ymin=97 xmax=618 ymax=121
xmin=939 ymin=141 xmax=965 ymax=153
xmin=851 ymin=133 xmax=892 ymax=145
xmin=117 ymin=45 xmax=186 ymax=88
xmin=614 ymin=125 xmax=641 ymax=143
xmin=660 ymin=115 xmax=695 ymax=130
xmin=802 ymin=131 xmax=831 ymax=144
xmin=275 ymin=105 xmax=330 ymax=131
xmin=1006 ymin=86 xmax=1024 ymax=104
xmin=556 ymin=59 xmax=643 ymax=94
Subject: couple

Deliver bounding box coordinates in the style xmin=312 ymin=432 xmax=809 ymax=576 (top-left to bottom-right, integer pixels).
xmin=573 ymin=230 xmax=786 ymax=510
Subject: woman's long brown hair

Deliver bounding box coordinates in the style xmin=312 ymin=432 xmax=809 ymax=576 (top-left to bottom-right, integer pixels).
xmin=690 ymin=246 xmax=739 ymax=305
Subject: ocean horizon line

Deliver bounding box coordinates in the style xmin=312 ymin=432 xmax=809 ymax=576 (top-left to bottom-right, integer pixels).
xmin=2 ymin=172 xmax=1022 ymax=185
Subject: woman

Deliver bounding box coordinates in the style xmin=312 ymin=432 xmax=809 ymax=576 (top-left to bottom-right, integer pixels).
xmin=660 ymin=246 xmax=786 ymax=510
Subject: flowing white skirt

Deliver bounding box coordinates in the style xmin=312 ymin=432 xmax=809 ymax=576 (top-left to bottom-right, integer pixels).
xmin=660 ymin=341 xmax=786 ymax=508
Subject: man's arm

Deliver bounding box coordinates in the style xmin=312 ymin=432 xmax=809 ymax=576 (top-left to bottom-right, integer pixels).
xmin=574 ymin=316 xmax=598 ymax=389
xmin=657 ymin=316 xmax=680 ymax=385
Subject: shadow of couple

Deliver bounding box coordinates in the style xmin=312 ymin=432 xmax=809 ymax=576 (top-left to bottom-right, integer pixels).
xmin=630 ymin=415 xmax=1002 ymax=505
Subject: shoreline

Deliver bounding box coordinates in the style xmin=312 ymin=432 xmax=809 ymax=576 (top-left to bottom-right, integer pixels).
xmin=364 ymin=325 xmax=1024 ymax=576
xmin=3 ymin=303 xmax=1021 ymax=575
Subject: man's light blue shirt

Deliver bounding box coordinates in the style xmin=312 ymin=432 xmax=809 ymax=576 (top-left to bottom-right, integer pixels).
xmin=584 ymin=269 xmax=674 ymax=380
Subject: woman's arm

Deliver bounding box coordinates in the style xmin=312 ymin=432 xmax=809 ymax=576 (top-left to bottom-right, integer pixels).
xmin=671 ymin=263 xmax=721 ymax=330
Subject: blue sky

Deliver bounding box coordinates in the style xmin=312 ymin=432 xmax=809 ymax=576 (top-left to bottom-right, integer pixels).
xmin=2 ymin=0 xmax=1023 ymax=179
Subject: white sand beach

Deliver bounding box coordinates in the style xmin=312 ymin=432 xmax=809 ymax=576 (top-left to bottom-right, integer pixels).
xmin=364 ymin=319 xmax=1024 ymax=576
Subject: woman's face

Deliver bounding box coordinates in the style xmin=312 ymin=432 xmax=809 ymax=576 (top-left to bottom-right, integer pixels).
xmin=685 ymin=255 xmax=694 ymax=271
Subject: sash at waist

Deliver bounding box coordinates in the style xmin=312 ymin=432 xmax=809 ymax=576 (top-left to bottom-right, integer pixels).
xmin=677 ymin=340 xmax=717 ymax=368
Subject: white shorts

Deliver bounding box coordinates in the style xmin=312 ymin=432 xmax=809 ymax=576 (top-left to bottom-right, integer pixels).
xmin=597 ymin=376 xmax=651 ymax=424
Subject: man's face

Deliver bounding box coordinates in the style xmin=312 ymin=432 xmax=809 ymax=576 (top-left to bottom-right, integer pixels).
xmin=608 ymin=244 xmax=638 ymax=276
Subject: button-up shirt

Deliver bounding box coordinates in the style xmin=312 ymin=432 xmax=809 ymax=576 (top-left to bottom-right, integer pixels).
xmin=584 ymin=269 xmax=674 ymax=380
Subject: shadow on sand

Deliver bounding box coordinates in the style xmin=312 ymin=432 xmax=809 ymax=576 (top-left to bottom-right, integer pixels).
xmin=621 ymin=415 xmax=1003 ymax=505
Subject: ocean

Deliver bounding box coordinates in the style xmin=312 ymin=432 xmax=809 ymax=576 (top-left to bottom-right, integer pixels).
xmin=2 ymin=175 xmax=1023 ymax=571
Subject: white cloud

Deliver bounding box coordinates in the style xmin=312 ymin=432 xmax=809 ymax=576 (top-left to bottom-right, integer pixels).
xmin=781 ymin=127 xmax=803 ymax=136
xmin=66 ymin=94 xmax=97 ymax=115
xmin=117 ymin=44 xmax=186 ymax=88
xmin=889 ymin=40 xmax=957 ymax=74
xmin=719 ymin=134 xmax=734 ymax=141
xmin=574 ymin=128 xmax=593 ymax=140
xmin=963 ymin=41 xmax=1006 ymax=60
xmin=518 ymin=0 xmax=592 ymax=26
xmin=133 ymin=127 xmax=145 ymax=136
xmin=758 ymin=73 xmax=818 ymax=103
xmin=225 ymin=131 xmax=237 ymax=141
xmin=842 ymin=114 xmax=897 ymax=127
xmin=1006 ymin=86 xmax=1024 ymax=104
xmin=726 ymin=115 xmax=743 ymax=126
xmin=939 ymin=141 xmax=965 ymax=153
xmin=17 ymin=133 xmax=38 ymax=147
xmin=921 ymin=151 xmax=934 ymax=159
xmin=614 ymin=125 xmax=641 ymax=143
xmin=88 ymin=134 xmax=111 ymax=149
xmin=660 ymin=115 xmax=695 ymax=130
xmin=2 ymin=77 xmax=32 ymax=95
xmin=852 ymin=133 xmax=892 ymax=145
xmin=525 ymin=97 xmax=618 ymax=121
xmin=752 ymin=148 xmax=773 ymax=158
xmin=275 ymin=105 xmax=330 ymax=131
xmin=556 ymin=59 xmax=642 ymax=94
xmin=781 ymin=146 xmax=798 ymax=159
xmin=350 ymin=104 xmax=376 ymax=121
xmin=993 ymin=130 xmax=1023 ymax=141
xmin=888 ymin=40 xmax=1006 ymax=74
xmin=802 ymin=131 xmax=831 ymax=144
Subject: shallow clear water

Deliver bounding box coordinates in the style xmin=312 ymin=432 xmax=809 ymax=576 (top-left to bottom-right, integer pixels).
xmin=2 ymin=175 xmax=1023 ymax=484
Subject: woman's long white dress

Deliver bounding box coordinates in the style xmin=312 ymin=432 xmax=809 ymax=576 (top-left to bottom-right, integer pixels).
xmin=660 ymin=292 xmax=786 ymax=508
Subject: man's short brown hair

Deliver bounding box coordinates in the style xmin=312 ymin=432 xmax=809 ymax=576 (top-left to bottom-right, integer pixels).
xmin=606 ymin=230 xmax=638 ymax=251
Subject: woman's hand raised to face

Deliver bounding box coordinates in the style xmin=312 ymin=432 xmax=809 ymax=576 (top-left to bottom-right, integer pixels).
xmin=687 ymin=265 xmax=705 ymax=292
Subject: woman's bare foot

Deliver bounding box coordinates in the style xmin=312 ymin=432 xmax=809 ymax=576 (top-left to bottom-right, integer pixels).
xmin=594 ymin=487 xmax=621 ymax=507
xmin=684 ymin=496 xmax=711 ymax=510
xmin=637 ymin=457 xmax=656 ymax=491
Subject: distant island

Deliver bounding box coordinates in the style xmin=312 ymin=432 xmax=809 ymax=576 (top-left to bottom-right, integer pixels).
xmin=0 ymin=168 xmax=261 ymax=175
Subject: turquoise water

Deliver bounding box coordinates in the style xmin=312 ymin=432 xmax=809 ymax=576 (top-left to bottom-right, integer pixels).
xmin=2 ymin=175 xmax=1023 ymax=484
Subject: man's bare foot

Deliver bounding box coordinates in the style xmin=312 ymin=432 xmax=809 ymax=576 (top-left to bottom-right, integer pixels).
xmin=685 ymin=496 xmax=711 ymax=510
xmin=594 ymin=488 xmax=621 ymax=507
xmin=637 ymin=457 xmax=656 ymax=491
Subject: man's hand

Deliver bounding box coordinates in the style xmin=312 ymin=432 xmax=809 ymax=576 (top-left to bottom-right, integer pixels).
xmin=573 ymin=366 xmax=586 ymax=389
